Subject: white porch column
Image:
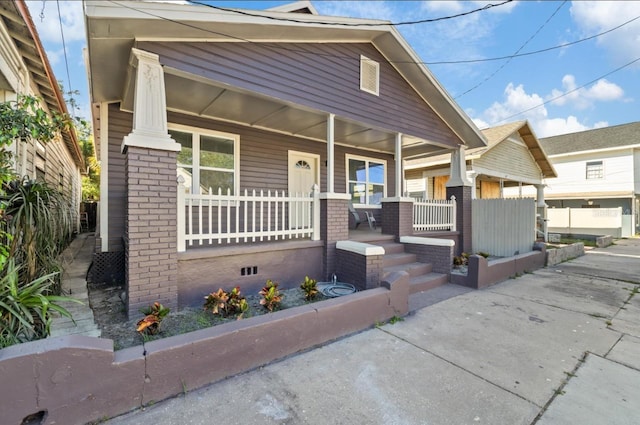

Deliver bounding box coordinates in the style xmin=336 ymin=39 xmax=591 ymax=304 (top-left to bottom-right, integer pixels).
xmin=469 ymin=173 xmax=477 ymax=199
xmin=535 ymin=184 xmax=546 ymax=207
xmin=327 ymin=113 xmax=335 ymax=193
xmin=395 ymin=133 xmax=402 ymax=197
xmin=122 ymin=48 xmax=179 ymax=152
xmin=446 ymin=145 xmax=473 ymax=187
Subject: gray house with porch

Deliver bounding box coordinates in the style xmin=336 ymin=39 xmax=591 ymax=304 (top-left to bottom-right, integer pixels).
xmin=85 ymin=1 xmax=487 ymax=317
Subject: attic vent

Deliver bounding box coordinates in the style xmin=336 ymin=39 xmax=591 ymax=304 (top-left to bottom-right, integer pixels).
xmin=360 ymin=55 xmax=379 ymax=96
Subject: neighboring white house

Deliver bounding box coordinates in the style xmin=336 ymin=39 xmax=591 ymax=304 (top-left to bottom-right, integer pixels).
xmin=509 ymin=121 xmax=640 ymax=237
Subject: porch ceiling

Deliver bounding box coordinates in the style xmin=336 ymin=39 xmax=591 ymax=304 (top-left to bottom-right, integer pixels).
xmin=121 ymin=68 xmax=447 ymax=157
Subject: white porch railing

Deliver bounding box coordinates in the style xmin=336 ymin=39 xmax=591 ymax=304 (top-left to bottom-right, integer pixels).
xmin=413 ymin=196 xmax=456 ymax=232
xmin=177 ymin=178 xmax=320 ymax=252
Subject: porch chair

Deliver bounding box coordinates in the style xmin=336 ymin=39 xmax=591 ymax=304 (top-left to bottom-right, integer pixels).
xmin=348 ymin=201 xmax=362 ymax=229
xmin=348 ymin=202 xmax=377 ymax=230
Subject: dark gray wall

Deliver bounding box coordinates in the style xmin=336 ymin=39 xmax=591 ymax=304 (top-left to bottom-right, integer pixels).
xmin=138 ymin=41 xmax=461 ymax=147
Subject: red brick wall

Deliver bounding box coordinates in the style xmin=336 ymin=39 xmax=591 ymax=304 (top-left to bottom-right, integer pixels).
xmin=124 ymin=146 xmax=178 ymax=317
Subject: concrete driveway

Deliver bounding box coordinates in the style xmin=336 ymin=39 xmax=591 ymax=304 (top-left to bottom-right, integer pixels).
xmin=105 ymin=238 xmax=640 ymax=425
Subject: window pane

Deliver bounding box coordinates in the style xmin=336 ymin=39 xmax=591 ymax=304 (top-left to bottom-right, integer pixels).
xmin=200 ymin=169 xmax=234 ymax=194
xmin=349 ymin=182 xmax=366 ymax=204
xmin=348 ymin=159 xmax=366 ymax=182
xmin=369 ymin=162 xmax=384 ymax=184
xmin=201 ymin=135 xmax=234 ymax=169
xmin=370 ymin=184 xmax=384 ymax=205
xmin=171 ymin=130 xmax=193 ymax=166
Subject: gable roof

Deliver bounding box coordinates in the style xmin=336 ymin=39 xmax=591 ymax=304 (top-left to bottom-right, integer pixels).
xmin=0 ymin=1 xmax=83 ymax=168
xmin=540 ymin=121 xmax=640 ymax=156
xmin=84 ymin=1 xmax=486 ymax=153
xmin=405 ymin=120 xmax=557 ymax=178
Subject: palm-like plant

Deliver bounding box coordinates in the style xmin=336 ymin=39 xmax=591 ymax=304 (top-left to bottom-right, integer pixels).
xmin=2 ymin=179 xmax=73 ymax=291
xmin=0 ymin=260 xmax=80 ymax=347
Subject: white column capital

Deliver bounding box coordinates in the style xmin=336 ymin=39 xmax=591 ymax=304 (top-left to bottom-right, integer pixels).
xmin=122 ymin=48 xmax=180 ymax=153
xmin=446 ymin=145 xmax=473 ymax=187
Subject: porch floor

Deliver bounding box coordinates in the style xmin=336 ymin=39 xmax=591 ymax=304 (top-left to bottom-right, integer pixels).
xmin=348 ymin=227 xmax=389 ymax=243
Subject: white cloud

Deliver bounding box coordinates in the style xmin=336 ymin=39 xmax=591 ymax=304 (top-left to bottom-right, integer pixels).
xmin=570 ymin=1 xmax=640 ymax=66
xmin=548 ymin=75 xmax=624 ymax=109
xmin=471 ymin=80 xmax=615 ymax=137
xmin=423 ymin=1 xmax=517 ymax=15
xmin=26 ymin=1 xmax=85 ymax=45
xmin=315 ymin=1 xmax=400 ymax=21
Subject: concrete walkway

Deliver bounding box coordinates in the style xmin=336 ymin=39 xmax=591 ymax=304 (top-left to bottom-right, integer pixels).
xmin=105 ymin=238 xmax=640 ymax=425
xmin=49 ymin=233 xmax=100 ymax=338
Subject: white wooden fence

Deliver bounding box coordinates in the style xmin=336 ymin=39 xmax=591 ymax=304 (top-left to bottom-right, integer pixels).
xmin=472 ymin=198 xmax=536 ymax=257
xmin=177 ymin=179 xmax=320 ymax=252
xmin=413 ymin=196 xmax=456 ymax=231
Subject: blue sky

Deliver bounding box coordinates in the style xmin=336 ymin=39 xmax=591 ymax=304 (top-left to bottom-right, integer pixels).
xmin=27 ymin=1 xmax=640 ymax=138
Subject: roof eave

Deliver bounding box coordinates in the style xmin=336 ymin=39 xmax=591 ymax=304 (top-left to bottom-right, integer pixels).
xmin=15 ymin=0 xmax=84 ymax=170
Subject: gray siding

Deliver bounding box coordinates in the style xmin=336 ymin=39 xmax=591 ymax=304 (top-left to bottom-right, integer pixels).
xmin=138 ymin=41 xmax=460 ymax=148
xmin=167 ymin=110 xmax=396 ymax=195
xmin=107 ymin=104 xmax=131 ymax=251
xmin=474 ymin=140 xmax=542 ymax=183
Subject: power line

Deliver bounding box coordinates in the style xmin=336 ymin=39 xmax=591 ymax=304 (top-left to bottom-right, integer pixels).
xmin=186 ymin=0 xmax=514 ymax=27
xmin=494 ymin=56 xmax=640 ymax=124
xmin=455 ymin=1 xmax=567 ymax=99
xmin=109 ymin=1 xmax=638 ymax=70
xmin=428 ymin=15 xmax=640 ymax=65
xmin=56 ymin=0 xmax=75 ymax=118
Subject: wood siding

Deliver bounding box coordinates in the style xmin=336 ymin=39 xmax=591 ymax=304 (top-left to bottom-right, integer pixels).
xmin=138 ymin=41 xmax=461 ymax=147
xmin=473 ymin=139 xmax=542 ymax=183
xmin=107 ymin=104 xmax=131 ymax=251
xmin=106 ymin=106 xmax=396 ymax=250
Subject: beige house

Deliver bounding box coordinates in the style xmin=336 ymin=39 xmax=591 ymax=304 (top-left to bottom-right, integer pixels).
xmin=0 ymin=1 xmax=84 ymax=224
xmin=405 ymin=121 xmax=556 ymax=201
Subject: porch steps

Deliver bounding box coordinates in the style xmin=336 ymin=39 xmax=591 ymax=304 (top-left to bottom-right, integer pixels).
xmin=50 ymin=233 xmax=102 ymax=339
xmin=370 ymin=240 xmax=449 ymax=295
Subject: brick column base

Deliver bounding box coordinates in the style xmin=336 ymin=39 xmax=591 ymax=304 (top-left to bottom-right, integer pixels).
xmin=381 ymin=198 xmax=414 ymax=241
xmin=446 ymin=186 xmax=472 ymax=255
xmin=320 ymin=194 xmax=350 ymax=281
xmin=336 ymin=243 xmax=384 ymax=291
xmin=124 ymin=146 xmax=178 ymax=318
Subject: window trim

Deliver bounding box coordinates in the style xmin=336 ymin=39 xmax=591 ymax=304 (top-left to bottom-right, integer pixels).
xmin=345 ymin=154 xmax=387 ymax=208
xmin=360 ymin=55 xmax=380 ymax=96
xmin=169 ymin=123 xmax=240 ymax=195
xmin=585 ymin=160 xmax=604 ymax=180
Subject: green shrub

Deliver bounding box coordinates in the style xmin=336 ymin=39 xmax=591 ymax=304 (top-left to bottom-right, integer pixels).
xmin=0 ymin=260 xmax=80 ymax=347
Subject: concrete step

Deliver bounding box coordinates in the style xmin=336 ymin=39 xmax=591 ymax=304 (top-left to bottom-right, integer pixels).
xmin=376 ymin=242 xmax=405 ymax=255
xmin=384 ymin=261 xmax=433 ymax=278
xmin=408 ymin=272 xmax=449 ymax=294
xmin=383 ymin=252 xmax=417 ymax=268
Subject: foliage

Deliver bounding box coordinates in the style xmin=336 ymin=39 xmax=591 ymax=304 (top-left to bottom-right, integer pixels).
xmin=0 ymin=260 xmax=80 ymax=348
xmin=300 ymin=276 xmax=318 ymax=301
xmin=453 ymin=252 xmax=469 ymax=267
xmin=204 ymin=288 xmax=229 ymax=316
xmin=227 ymin=287 xmax=249 ymax=319
xmin=260 ymin=279 xmax=283 ymax=312
xmin=76 ymin=116 xmax=100 ymax=201
xmin=136 ymin=302 xmax=171 ymax=335
xmin=204 ymin=287 xmax=248 ymax=319
xmin=2 ymin=179 xmax=73 ymax=288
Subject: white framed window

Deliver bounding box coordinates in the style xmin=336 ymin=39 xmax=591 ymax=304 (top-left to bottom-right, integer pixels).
xmin=585 ymin=160 xmax=603 ymax=180
xmin=346 ymin=154 xmax=386 ymax=206
xmin=169 ymin=124 xmax=240 ymax=195
xmin=360 ymin=55 xmax=380 ymax=96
